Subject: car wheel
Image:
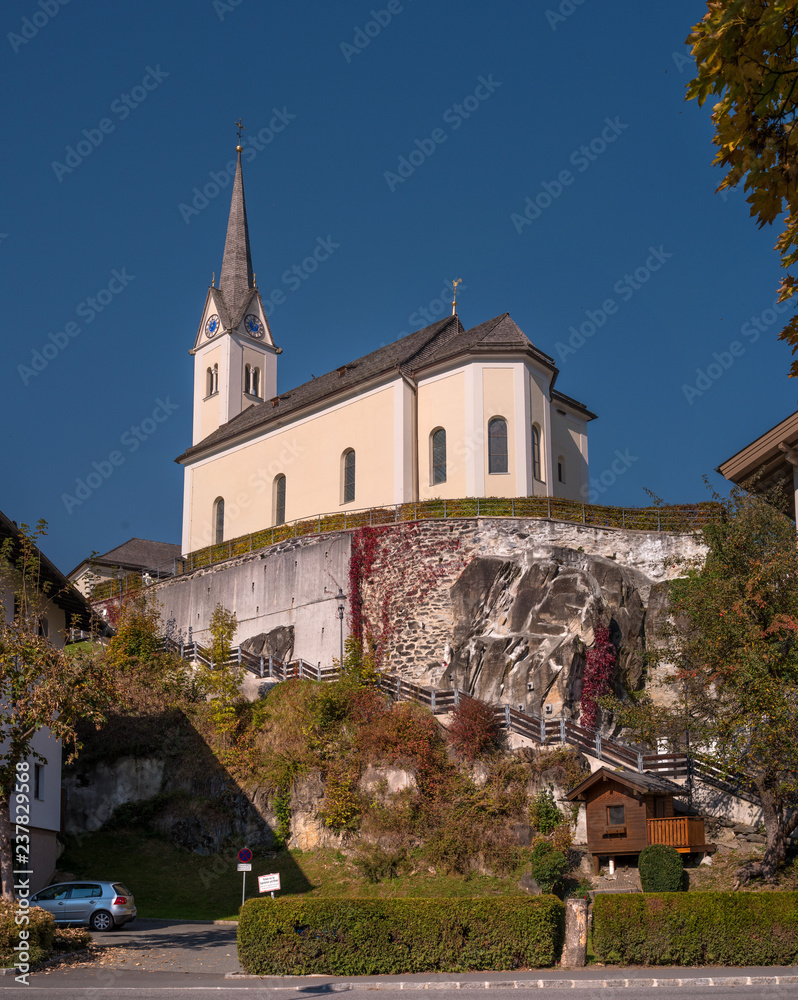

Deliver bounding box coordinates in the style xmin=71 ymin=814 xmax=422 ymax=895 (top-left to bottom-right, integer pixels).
xmin=89 ymin=910 xmax=114 ymax=932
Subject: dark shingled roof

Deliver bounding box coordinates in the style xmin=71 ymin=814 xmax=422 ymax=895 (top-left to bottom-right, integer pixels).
xmin=566 ymin=766 xmax=686 ymax=802
xmin=1 ymin=509 xmax=97 ymax=629
xmin=177 ymin=311 xmax=594 ymax=464
xmin=67 ymin=538 xmax=182 ymax=580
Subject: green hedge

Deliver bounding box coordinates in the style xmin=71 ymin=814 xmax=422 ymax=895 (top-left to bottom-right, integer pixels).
xmin=593 ymin=892 xmax=798 ymax=966
xmin=238 ymin=896 xmax=564 ymax=975
xmin=638 ymin=844 xmax=684 ymax=893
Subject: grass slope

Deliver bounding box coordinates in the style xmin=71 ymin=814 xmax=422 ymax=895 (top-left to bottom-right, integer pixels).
xmin=58 ymin=830 xmax=531 ymax=922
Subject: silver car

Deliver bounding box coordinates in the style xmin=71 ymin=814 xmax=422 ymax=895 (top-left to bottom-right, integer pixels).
xmin=30 ymin=881 xmax=136 ymax=931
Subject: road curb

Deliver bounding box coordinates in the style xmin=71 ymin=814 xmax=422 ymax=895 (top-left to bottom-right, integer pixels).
xmin=224 ymin=973 xmax=798 ymax=989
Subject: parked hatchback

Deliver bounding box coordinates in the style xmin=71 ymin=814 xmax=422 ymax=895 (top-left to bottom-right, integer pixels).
xmin=30 ymin=881 xmax=136 ymax=931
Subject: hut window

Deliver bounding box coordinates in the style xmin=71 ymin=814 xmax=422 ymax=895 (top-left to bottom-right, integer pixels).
xmin=607 ymin=805 xmax=625 ymax=826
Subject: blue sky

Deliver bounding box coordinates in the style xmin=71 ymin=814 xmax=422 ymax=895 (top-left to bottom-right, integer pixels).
xmin=3 ymin=0 xmax=794 ymax=573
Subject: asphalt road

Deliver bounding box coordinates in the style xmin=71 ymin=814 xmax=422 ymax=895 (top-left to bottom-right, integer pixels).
xmin=2 ymin=980 xmax=798 ymax=999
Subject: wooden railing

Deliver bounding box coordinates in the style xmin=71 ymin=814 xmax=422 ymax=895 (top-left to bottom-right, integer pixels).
xmin=154 ymin=637 xmax=762 ymax=800
xmin=647 ymin=816 xmax=707 ymax=849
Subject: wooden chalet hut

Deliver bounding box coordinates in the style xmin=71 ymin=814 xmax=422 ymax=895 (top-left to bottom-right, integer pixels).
xmin=566 ymin=767 xmax=716 ymax=874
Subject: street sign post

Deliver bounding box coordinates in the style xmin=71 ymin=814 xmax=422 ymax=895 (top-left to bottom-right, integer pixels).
xmin=238 ymin=848 xmax=253 ymax=905
xmin=258 ymin=872 xmax=281 ymax=898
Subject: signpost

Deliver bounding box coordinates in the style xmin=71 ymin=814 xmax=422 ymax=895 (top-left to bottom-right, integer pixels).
xmin=238 ymin=848 xmax=253 ymax=906
xmin=258 ymin=872 xmax=281 ymax=899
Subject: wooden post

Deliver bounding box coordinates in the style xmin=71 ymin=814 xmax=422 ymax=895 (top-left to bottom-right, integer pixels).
xmin=562 ymin=898 xmax=589 ymax=968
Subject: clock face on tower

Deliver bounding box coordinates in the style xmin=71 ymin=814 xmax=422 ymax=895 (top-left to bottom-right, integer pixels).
xmin=205 ymin=314 xmax=220 ymax=338
xmin=244 ymin=314 xmax=264 ymax=339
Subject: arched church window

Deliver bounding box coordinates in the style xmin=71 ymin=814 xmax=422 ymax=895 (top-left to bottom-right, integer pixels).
xmin=532 ymin=424 xmax=542 ymax=481
xmin=244 ymin=364 xmax=251 ymax=394
xmin=213 ymin=497 xmax=224 ymax=544
xmin=274 ymin=474 xmax=286 ymax=526
xmin=557 ymin=455 xmax=566 ymax=484
xmin=488 ymin=417 xmax=508 ymax=474
xmin=251 ymin=366 xmax=260 ymax=398
xmin=431 ymin=428 xmax=446 ymax=485
xmin=342 ymin=449 xmax=356 ymax=504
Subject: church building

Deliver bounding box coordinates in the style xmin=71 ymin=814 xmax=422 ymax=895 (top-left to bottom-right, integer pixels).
xmin=176 ymin=145 xmax=596 ymax=556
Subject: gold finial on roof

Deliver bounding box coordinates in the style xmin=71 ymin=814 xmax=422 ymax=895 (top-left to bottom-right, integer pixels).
xmin=253 ymin=272 xmax=257 ymax=287
xmin=451 ymin=278 xmax=462 ymax=315
xmin=212 ymin=272 xmax=215 ymax=287
xmin=235 ymin=117 xmax=245 ymax=152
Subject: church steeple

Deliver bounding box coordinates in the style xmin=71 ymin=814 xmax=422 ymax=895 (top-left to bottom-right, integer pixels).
xmin=218 ymin=148 xmax=254 ymax=322
xmin=188 ymin=128 xmax=278 ymax=447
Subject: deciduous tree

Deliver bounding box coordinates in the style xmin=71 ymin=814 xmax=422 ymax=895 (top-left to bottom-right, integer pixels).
xmin=687 ymin=1 xmax=798 ymax=374
xmin=609 ymin=486 xmax=798 ymax=885
xmin=0 ymin=523 xmax=111 ymax=898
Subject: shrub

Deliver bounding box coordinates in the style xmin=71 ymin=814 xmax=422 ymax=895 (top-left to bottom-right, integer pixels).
xmin=238 ymin=896 xmax=565 ymax=975
xmin=446 ymin=696 xmax=502 ymax=761
xmin=351 ymin=844 xmax=408 ymax=883
xmin=52 ymin=927 xmax=91 ymax=954
xmin=528 ymin=840 xmax=570 ymax=894
xmin=639 ymin=844 xmax=684 ymax=892
xmin=529 ymin=789 xmax=564 ymax=835
xmin=0 ymin=901 xmax=55 ymax=969
xmin=592 ymin=892 xmax=798 ymax=966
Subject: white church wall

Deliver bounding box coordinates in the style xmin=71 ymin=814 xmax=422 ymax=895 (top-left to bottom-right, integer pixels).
xmin=417 ymin=369 xmax=467 ymax=499
xmin=550 ymin=409 xmax=589 ymax=502
xmin=482 ymin=365 xmax=518 ymax=496
xmin=184 ymin=380 xmax=399 ymax=552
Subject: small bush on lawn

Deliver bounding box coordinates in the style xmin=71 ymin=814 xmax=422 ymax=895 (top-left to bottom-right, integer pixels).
xmin=351 ymin=843 xmax=409 ymax=883
xmin=0 ymin=901 xmax=54 ymax=968
xmin=238 ymin=896 xmax=565 ymax=975
xmin=639 ymin=844 xmax=684 ymax=892
xmin=528 ymin=840 xmax=570 ymax=894
xmin=592 ymin=892 xmax=798 ymax=966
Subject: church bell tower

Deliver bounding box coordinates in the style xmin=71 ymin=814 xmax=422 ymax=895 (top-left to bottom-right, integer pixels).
xmin=190 ymin=135 xmax=278 ymax=446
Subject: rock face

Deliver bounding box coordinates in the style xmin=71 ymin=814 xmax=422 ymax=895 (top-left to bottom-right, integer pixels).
xmin=443 ymin=548 xmax=649 ymax=720
xmin=354 ymin=519 xmax=704 ymax=723
xmin=62 ymin=757 xmax=164 ymax=833
xmin=241 ymin=625 xmax=295 ymax=662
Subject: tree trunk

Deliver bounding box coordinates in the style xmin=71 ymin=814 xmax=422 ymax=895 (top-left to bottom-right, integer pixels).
xmin=734 ymin=784 xmax=798 ymax=887
xmin=0 ymin=790 xmax=15 ymax=900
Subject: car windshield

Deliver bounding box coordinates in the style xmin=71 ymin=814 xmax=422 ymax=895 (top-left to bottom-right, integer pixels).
xmin=112 ymin=884 xmax=132 ymax=896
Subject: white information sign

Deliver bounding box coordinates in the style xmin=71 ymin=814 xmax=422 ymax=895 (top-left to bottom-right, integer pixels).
xmin=237 ymin=863 xmax=252 ymax=871
xmin=258 ymin=872 xmax=281 ymax=893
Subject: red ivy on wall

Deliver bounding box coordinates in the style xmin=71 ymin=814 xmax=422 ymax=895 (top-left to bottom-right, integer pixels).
xmin=348 ymin=526 xmax=385 ymax=647
xmin=580 ymin=625 xmax=617 ymax=730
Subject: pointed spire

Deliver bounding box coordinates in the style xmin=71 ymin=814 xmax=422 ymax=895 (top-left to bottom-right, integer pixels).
xmin=219 ymin=147 xmax=254 ymax=321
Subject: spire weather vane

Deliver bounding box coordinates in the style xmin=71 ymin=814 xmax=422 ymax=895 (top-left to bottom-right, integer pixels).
xmin=451 ymin=278 xmax=462 ymax=315
xmin=235 ymin=117 xmax=246 ymax=150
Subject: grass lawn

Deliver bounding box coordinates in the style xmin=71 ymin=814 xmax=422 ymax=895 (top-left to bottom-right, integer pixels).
xmin=58 ymin=829 xmax=531 ymax=921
